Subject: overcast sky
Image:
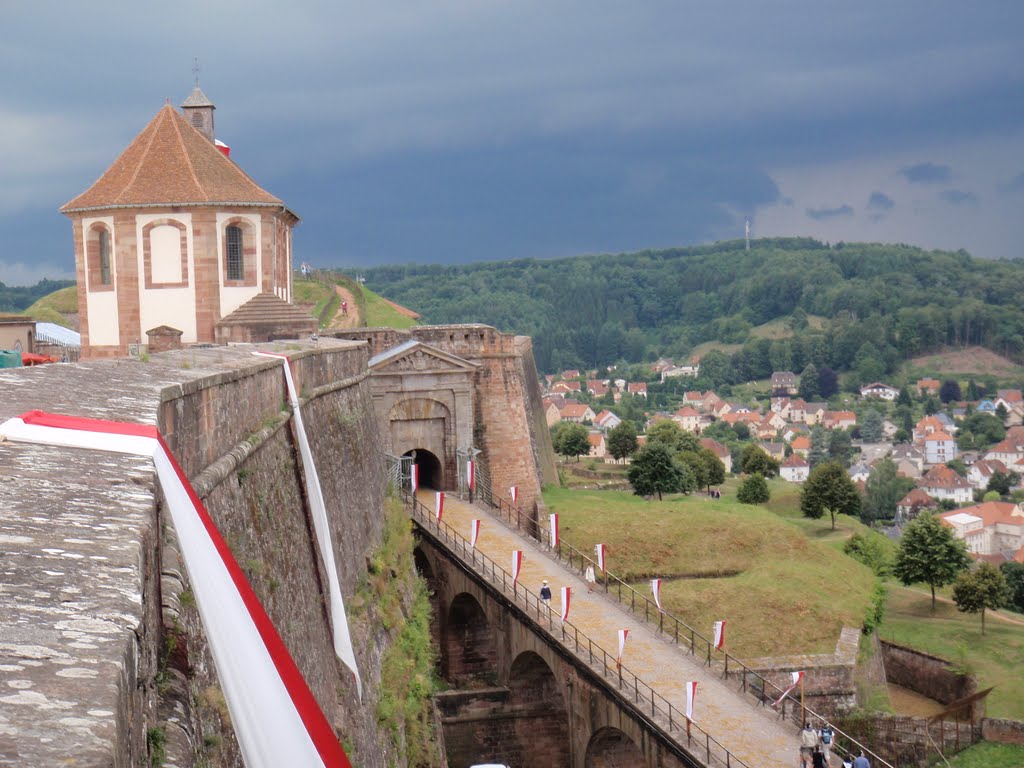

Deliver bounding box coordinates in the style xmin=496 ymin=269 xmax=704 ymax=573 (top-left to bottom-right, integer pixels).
xmin=2 ymin=1 xmax=1023 ymax=284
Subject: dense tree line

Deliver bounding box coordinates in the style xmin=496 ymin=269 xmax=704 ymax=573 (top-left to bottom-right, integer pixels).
xmin=360 ymin=239 xmax=1024 ymax=377
xmin=0 ymin=279 xmax=74 ymax=313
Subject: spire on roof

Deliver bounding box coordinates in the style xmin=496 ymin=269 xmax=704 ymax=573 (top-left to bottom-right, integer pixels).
xmin=181 ymin=59 xmax=216 ymax=141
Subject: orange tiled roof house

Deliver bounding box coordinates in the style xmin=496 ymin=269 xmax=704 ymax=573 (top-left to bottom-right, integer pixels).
xmin=62 ymin=86 xmax=310 ymax=358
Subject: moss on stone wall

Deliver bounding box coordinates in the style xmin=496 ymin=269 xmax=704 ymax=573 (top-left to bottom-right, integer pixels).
xmin=351 ymin=493 xmax=442 ymax=766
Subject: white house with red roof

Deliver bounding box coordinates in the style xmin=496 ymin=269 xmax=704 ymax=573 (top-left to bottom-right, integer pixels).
xmin=551 ymin=381 xmax=582 ymax=395
xmin=939 ymin=502 xmax=1024 ymax=557
xmin=594 ymin=410 xmax=622 ymax=431
xmin=896 ymin=488 xmax=937 ymax=523
xmin=627 ymin=382 xmax=648 ymax=398
xmin=919 ymin=464 xmax=973 ymax=504
xmin=967 ymin=458 xmax=1009 ymax=491
xmin=560 ymin=403 xmax=596 ymax=423
xmin=780 ymin=453 xmax=810 ymax=482
xmin=699 ymin=437 xmax=732 ymax=474
xmin=924 ymin=430 xmax=957 ymax=465
xmin=672 ymin=406 xmax=701 ymax=433
xmin=822 ymin=411 xmax=857 ymax=430
xmin=587 ymin=431 xmax=607 ymax=459
xmin=984 ymin=438 xmax=1024 ymax=466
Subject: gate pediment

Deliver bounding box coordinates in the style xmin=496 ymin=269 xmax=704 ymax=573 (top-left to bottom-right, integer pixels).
xmin=368 ymin=340 xmax=478 ymax=375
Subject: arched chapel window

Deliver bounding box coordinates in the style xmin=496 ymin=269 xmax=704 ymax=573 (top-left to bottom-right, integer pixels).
xmin=226 ymin=225 xmax=243 ymax=281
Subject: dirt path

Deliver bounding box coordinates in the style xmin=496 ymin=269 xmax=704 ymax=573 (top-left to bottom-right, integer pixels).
xmin=327 ymin=284 xmax=360 ymax=329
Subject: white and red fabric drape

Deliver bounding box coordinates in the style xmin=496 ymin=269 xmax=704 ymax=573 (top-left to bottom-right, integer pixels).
xmin=549 ymin=513 xmax=559 ymax=548
xmin=434 ymin=491 xmax=445 ymax=521
xmin=410 ymin=463 xmax=419 ymax=493
xmin=713 ymin=619 xmax=726 ymax=650
xmin=254 ymin=352 xmax=361 ymax=698
xmin=617 ymin=629 xmax=629 ymax=664
xmin=466 ymin=459 xmax=475 ymax=490
xmin=773 ymin=670 xmax=804 ymax=708
xmin=685 ymin=681 xmax=697 ymax=721
xmin=511 ymin=550 xmax=523 ymax=585
xmin=0 ymin=410 xmax=351 ymax=768
xmin=470 ymin=519 xmax=481 ymax=548
xmin=651 ymin=578 xmax=662 ymax=611
xmin=594 ymin=543 xmax=606 ymax=572
xmin=509 ymin=485 xmax=518 ymax=505
xmin=560 ymin=587 xmax=571 ymax=623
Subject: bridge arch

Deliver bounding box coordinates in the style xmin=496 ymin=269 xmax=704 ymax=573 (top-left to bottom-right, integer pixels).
xmin=443 ymin=592 xmax=495 ymax=684
xmin=585 ymin=726 xmax=645 ymax=767
xmin=508 ymin=651 xmax=570 ymax=766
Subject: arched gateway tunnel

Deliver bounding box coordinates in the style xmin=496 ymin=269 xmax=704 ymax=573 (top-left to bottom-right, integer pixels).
xmin=415 ymin=536 xmax=701 ymax=768
xmin=404 ymin=448 xmax=443 ymax=490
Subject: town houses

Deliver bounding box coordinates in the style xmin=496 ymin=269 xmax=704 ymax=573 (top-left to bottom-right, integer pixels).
xmin=541 ymin=362 xmax=1024 ymax=552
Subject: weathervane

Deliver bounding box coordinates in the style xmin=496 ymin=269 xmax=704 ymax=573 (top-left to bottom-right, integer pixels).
xmin=192 ymin=57 xmax=201 ymax=87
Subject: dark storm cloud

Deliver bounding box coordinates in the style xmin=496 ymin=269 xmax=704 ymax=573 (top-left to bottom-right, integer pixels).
xmin=3 ymin=1 xmax=1024 ymax=279
xmin=867 ymin=192 xmax=895 ymax=211
xmin=941 ymin=189 xmax=977 ymax=205
xmin=806 ymin=205 xmax=854 ymax=221
xmin=900 ymin=163 xmax=953 ymax=184
xmin=1003 ymin=172 xmax=1024 ymax=193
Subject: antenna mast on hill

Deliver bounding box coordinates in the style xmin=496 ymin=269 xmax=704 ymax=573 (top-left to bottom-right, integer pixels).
xmin=745 ymin=218 xmax=751 ymax=251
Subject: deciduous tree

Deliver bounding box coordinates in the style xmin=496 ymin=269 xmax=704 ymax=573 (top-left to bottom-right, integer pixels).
xmin=893 ymin=513 xmax=971 ymax=612
xmin=552 ymin=422 xmax=591 ymax=462
xmin=952 ymin=562 xmax=1010 ymax=634
xmin=740 ymin=444 xmax=779 ymax=477
xmin=627 ymin=443 xmax=694 ymax=500
xmin=737 ymin=473 xmax=770 ymax=504
xmin=863 ymin=458 xmax=915 ymax=524
xmin=606 ymin=421 xmax=638 ymax=463
xmin=801 ymin=461 xmax=861 ymax=530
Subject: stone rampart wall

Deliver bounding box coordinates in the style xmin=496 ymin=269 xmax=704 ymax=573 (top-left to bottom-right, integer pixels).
xmin=880 ymin=640 xmax=975 ymax=706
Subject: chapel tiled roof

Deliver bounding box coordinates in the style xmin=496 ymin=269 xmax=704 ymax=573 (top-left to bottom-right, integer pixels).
xmin=61 ymin=105 xmax=286 ymax=213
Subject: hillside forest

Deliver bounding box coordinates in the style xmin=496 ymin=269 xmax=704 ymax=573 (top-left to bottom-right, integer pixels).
xmin=361 ymin=238 xmax=1024 ymax=387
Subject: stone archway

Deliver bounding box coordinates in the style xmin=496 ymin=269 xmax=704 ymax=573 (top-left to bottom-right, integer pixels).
xmin=404 ymin=448 xmax=443 ymax=489
xmin=585 ymin=726 xmax=645 ymax=767
xmin=389 ymin=398 xmax=453 ymax=488
xmin=443 ymin=592 xmax=495 ymax=685
xmin=508 ymin=651 xmax=570 ymax=767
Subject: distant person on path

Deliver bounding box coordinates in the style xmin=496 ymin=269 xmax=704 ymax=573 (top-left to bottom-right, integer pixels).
xmin=799 ymin=724 xmax=818 ymax=768
xmin=852 ymin=752 xmax=871 ymax=768
xmin=812 ymin=746 xmax=827 ymax=768
xmin=819 ymin=725 xmax=834 ymax=764
xmin=341 ymin=300 xmax=348 ymax=316
xmin=540 ymin=579 xmax=552 ymax=614
xmin=584 ymin=565 xmax=596 ymax=593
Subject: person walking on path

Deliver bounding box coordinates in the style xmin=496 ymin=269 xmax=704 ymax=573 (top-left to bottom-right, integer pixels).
xmin=539 ymin=579 xmax=552 ymax=615
xmin=799 ymin=724 xmax=818 ymax=768
xmin=852 ymin=752 xmax=871 ymax=768
xmin=819 ymin=725 xmax=834 ymax=765
xmin=584 ymin=565 xmax=596 ymax=593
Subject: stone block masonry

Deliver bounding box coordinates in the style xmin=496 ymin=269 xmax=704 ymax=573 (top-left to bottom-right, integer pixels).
xmin=0 ymin=339 xmax=403 ymax=767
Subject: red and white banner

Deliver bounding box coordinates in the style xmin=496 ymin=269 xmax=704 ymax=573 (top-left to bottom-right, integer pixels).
xmin=410 ymin=463 xmax=418 ymax=493
xmin=509 ymin=485 xmax=518 ymax=504
xmin=617 ymin=628 xmax=629 ymax=664
xmin=651 ymin=578 xmax=662 ymax=611
xmin=466 ymin=459 xmax=475 ymax=490
xmin=470 ymin=519 xmax=481 ymax=548
xmin=595 ymin=543 xmax=606 ymax=572
xmin=685 ymin=681 xmax=697 ymax=721
xmin=0 ymin=409 xmax=352 ymax=768
xmin=511 ymin=550 xmax=523 ymax=585
xmin=560 ymin=586 xmax=571 ymax=623
xmin=215 ymin=138 xmax=231 ymax=157
xmin=549 ymin=513 xmax=559 ymax=548
xmin=713 ymin=619 xmax=726 ymax=650
xmin=434 ymin=491 xmax=445 ymax=521
xmin=254 ymin=353 xmax=361 ymax=696
xmin=773 ymin=670 xmax=804 ymax=708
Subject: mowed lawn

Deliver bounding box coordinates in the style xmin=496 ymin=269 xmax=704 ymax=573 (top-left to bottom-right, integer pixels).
xmin=878 ymin=585 xmax=1024 ymax=720
xmin=544 ymin=485 xmax=876 ymax=657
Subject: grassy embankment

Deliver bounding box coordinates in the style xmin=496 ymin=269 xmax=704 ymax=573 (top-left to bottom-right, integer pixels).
xmin=544 ymin=480 xmax=876 ymax=658
xmin=547 ymin=475 xmax=1024 ymax=719
xmin=22 ymin=286 xmax=78 ymax=327
xmin=292 ymin=274 xmax=419 ymax=329
xmin=945 ymin=741 xmax=1024 ymax=767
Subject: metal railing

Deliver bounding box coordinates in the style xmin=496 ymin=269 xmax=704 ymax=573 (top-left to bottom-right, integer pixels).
xmin=484 ymin=492 xmax=897 ymax=768
xmin=404 ymin=490 xmax=748 ymax=768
